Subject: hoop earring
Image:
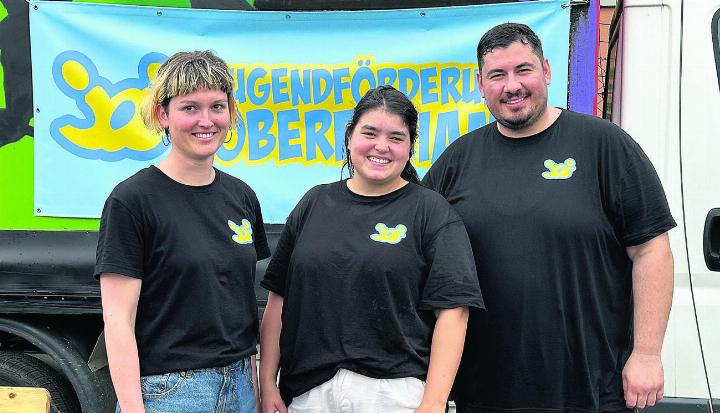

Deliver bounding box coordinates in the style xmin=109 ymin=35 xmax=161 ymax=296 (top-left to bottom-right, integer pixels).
xmin=162 ymin=132 xmax=171 ymax=146
xmin=224 ymin=133 xmax=232 ymax=144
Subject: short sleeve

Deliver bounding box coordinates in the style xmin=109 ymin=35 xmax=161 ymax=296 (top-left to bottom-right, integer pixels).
xmin=421 ymin=163 xmax=440 ymax=193
xmin=260 ymin=188 xmax=315 ymax=296
xmin=420 ymin=219 xmax=484 ymax=310
xmin=260 ymin=222 xmax=295 ymax=296
xmin=421 ymin=148 xmax=451 ymax=196
xmin=606 ymin=137 xmax=676 ymax=246
xmin=252 ymin=194 xmax=271 ymax=261
xmin=94 ymin=195 xmax=145 ymax=280
xmin=422 ymin=132 xmax=472 ymax=198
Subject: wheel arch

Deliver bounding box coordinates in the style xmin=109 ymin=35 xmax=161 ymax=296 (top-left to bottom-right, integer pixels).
xmin=0 ymin=317 xmax=114 ymax=412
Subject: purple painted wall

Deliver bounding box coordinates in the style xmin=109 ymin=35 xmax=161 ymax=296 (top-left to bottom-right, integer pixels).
xmin=568 ymin=0 xmax=599 ymax=114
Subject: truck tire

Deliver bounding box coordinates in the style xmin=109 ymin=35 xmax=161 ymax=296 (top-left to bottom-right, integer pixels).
xmin=0 ymin=351 xmax=81 ymax=413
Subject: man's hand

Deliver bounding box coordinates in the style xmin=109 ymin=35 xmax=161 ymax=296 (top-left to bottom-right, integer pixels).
xmin=261 ymin=385 xmax=288 ymax=413
xmin=622 ymin=351 xmax=664 ymax=409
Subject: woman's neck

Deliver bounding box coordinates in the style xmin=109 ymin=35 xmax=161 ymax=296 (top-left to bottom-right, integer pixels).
xmin=346 ymin=177 xmax=408 ymax=196
xmin=155 ymin=151 xmax=216 ymax=186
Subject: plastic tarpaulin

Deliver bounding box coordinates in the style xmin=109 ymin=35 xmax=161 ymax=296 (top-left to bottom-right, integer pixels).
xmin=30 ymin=0 xmax=569 ymax=222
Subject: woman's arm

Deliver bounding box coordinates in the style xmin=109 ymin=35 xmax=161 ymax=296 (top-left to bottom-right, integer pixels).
xmin=259 ymin=291 xmax=287 ymax=413
xmin=100 ymin=273 xmax=144 ymax=413
xmin=416 ymin=307 xmax=469 ymax=413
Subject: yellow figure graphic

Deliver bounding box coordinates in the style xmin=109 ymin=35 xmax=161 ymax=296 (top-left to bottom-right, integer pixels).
xmin=542 ymin=158 xmax=577 ymax=180
xmin=370 ymin=223 xmax=407 ymax=245
xmin=57 ymin=59 xmax=162 ymax=152
xmin=228 ymin=219 xmax=253 ymax=244
xmin=50 ymin=51 xmax=168 ymax=160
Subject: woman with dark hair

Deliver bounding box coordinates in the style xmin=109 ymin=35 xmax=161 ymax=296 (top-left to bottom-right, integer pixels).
xmin=259 ymin=85 xmax=484 ymax=413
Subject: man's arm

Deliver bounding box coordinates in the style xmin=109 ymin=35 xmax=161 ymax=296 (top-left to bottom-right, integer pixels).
xmin=623 ymin=232 xmax=673 ymax=409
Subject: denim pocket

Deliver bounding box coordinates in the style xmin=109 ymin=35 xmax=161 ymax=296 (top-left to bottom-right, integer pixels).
xmin=241 ymin=357 xmax=254 ymax=387
xmin=140 ymin=371 xmax=190 ymax=399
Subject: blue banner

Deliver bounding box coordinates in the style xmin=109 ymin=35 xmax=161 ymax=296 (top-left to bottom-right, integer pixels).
xmin=30 ymin=0 xmax=569 ymax=222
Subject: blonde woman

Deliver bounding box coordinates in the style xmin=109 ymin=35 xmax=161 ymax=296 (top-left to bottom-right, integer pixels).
xmin=96 ymin=51 xmax=268 ymax=413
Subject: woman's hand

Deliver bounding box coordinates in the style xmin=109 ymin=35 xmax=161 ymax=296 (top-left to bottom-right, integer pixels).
xmin=261 ymin=385 xmax=287 ymax=413
xmin=414 ymin=401 xmax=447 ymax=413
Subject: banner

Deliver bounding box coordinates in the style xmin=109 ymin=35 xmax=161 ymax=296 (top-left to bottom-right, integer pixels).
xmin=30 ymin=0 xmax=570 ymax=222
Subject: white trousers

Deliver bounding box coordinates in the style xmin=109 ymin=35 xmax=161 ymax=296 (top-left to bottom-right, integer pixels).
xmin=288 ymin=368 xmax=425 ymax=413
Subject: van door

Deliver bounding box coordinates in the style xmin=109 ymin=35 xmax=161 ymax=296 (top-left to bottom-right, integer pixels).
xmin=606 ymin=0 xmax=714 ymax=409
xmin=680 ymin=0 xmax=720 ymax=411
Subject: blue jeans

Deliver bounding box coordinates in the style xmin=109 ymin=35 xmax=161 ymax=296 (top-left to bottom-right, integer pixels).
xmin=117 ymin=358 xmax=256 ymax=413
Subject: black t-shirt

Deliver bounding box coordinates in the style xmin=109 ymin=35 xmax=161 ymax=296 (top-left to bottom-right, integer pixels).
xmin=261 ymin=180 xmax=484 ymax=405
xmin=423 ymin=110 xmax=676 ymax=413
xmin=95 ymin=166 xmax=270 ymax=376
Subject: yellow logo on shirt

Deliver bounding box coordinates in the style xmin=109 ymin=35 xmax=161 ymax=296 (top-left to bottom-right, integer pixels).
xmin=228 ymin=219 xmax=253 ymax=244
xmin=542 ymin=158 xmax=577 ymax=180
xmin=370 ymin=223 xmax=407 ymax=245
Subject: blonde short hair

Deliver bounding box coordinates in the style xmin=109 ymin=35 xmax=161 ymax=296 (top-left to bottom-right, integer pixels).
xmin=141 ymin=50 xmax=238 ymax=134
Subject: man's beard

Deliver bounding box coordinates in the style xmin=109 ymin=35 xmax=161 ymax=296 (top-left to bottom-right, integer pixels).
xmin=497 ymin=102 xmax=546 ymax=131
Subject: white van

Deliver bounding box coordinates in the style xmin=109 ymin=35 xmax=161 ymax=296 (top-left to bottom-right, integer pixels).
xmin=604 ymin=0 xmax=720 ymax=410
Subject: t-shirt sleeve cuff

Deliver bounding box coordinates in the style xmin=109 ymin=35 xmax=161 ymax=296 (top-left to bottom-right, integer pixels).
xmin=419 ymin=297 xmax=485 ymax=311
xmin=260 ymin=279 xmax=284 ymax=297
xmin=94 ymin=264 xmax=143 ymax=280
xmin=622 ymin=219 xmax=677 ymax=247
xmin=257 ymin=246 xmax=271 ymax=261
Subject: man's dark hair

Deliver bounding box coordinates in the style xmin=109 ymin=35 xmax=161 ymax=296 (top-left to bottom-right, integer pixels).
xmin=476 ymin=23 xmax=545 ymax=71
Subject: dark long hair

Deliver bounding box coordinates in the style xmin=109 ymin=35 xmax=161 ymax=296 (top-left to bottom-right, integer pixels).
xmin=341 ymin=85 xmax=420 ymax=184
